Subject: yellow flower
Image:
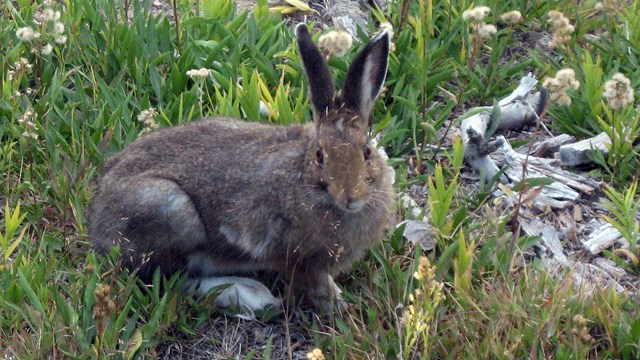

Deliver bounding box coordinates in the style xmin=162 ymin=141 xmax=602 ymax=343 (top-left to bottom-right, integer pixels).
xmin=307 ymin=348 xmax=325 ymax=360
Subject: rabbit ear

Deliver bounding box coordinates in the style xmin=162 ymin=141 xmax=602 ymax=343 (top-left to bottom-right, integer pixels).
xmin=296 ymin=23 xmax=336 ymax=118
xmin=342 ymin=29 xmax=390 ymax=123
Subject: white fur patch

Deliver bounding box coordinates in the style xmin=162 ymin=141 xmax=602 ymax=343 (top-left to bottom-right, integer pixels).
xmin=361 ymin=59 xmax=375 ymax=111
xmin=185 ymin=276 xmax=283 ymax=319
xmin=336 ymin=117 xmax=344 ymax=132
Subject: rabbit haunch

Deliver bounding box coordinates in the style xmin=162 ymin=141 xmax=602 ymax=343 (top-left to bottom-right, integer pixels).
xmin=88 ymin=24 xmax=394 ymax=313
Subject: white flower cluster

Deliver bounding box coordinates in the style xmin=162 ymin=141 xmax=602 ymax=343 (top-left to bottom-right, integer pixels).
xmin=462 ymin=6 xmax=496 ymax=40
xmin=18 ymin=110 xmax=39 ymax=140
xmin=542 ymin=68 xmax=580 ymax=106
xmin=15 ymin=3 xmax=67 ymax=55
xmin=603 ymin=73 xmax=635 ymax=110
xmin=462 ymin=6 xmax=491 ymax=22
xmin=186 ymin=68 xmax=212 ymax=80
xmin=138 ymin=108 xmax=159 ymax=134
xmin=7 ymin=58 xmax=33 ymax=81
xmin=547 ymin=11 xmax=574 ymax=48
xmin=500 ymin=10 xmax=523 ymax=25
xmin=318 ymin=30 xmax=353 ymax=58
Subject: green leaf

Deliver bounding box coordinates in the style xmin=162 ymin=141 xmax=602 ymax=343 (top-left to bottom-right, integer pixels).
xmin=17 ymin=268 xmax=46 ymax=315
xmin=511 ymin=177 xmax=555 ymax=192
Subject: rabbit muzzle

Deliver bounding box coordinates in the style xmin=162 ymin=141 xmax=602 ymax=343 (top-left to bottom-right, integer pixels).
xmin=325 ymin=174 xmax=370 ymax=213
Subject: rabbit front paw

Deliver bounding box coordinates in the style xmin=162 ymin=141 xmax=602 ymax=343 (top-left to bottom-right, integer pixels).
xmin=308 ymin=275 xmax=348 ymax=314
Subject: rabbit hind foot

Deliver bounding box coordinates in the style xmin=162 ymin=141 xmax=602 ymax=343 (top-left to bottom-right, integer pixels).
xmin=185 ymin=276 xmax=283 ymax=318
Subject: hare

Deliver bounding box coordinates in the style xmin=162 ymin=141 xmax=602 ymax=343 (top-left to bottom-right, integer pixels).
xmin=88 ymin=24 xmax=395 ymax=314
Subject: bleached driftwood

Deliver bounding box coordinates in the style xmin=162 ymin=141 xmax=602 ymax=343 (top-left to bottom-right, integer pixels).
xmin=324 ymin=0 xmax=368 ymax=37
xmin=581 ymin=221 xmax=628 ymax=255
xmin=559 ymin=132 xmax=611 ymax=166
xmin=528 ymin=133 xmax=575 ymax=157
xmin=499 ymin=139 xmax=600 ymax=194
xmin=493 ymin=137 xmax=600 ymax=211
xmin=520 ymin=218 xmax=626 ymax=293
xmin=593 ymin=257 xmax=627 ymax=280
xmin=520 ymin=218 xmax=568 ymax=263
xmin=461 ymin=73 xmax=547 ymax=181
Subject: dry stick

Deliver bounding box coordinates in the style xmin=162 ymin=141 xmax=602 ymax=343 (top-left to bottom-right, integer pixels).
xmin=172 ymin=0 xmax=181 ymax=51
xmin=397 ymin=0 xmax=414 ymax=33
xmin=415 ymin=82 xmax=431 ymax=173
xmin=123 ymin=0 xmax=129 ymax=24
xmin=506 ymin=103 xmax=550 ymax=273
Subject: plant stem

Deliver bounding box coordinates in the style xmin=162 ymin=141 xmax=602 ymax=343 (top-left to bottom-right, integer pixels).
xmin=173 ymin=0 xmax=181 ymax=51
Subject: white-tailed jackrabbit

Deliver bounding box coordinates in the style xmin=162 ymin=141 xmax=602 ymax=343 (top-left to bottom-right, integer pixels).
xmin=89 ymin=24 xmax=395 ymax=313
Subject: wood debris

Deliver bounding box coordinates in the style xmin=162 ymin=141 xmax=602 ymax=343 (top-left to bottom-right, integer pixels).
xmin=453 ymin=73 xmax=638 ymax=295
xmin=559 ymin=132 xmax=611 ymax=166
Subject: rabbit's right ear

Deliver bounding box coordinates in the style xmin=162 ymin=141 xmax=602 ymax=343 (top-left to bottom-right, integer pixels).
xmin=296 ymin=23 xmax=336 ymax=118
xmin=342 ymin=29 xmax=390 ymax=123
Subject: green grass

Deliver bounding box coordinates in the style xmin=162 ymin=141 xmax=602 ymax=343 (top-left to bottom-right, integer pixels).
xmin=1 ymin=0 xmax=640 ymax=358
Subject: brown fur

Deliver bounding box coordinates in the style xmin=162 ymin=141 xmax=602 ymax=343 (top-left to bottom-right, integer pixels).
xmin=88 ymin=24 xmax=394 ymax=308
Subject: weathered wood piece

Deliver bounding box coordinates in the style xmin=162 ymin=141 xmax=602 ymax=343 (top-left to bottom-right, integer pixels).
xmin=559 ymin=132 xmax=611 ymax=166
xmin=324 ymin=0 xmax=369 ymax=37
xmin=527 ymin=133 xmax=575 ymax=157
xmin=520 ymin=218 xmax=569 ymax=264
xmin=593 ymin=257 xmax=627 ymax=280
xmin=581 ymin=221 xmax=625 ymax=255
xmin=493 ymin=137 xmax=601 ymax=210
xmin=461 ymin=73 xmax=547 ymax=181
xmin=496 ymin=136 xmax=600 ymax=196
xmin=520 ymin=218 xmax=625 ymax=293
xmin=400 ymin=220 xmax=436 ymax=251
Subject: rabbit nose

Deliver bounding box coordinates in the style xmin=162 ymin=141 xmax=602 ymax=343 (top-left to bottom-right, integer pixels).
xmin=345 ymin=196 xmax=364 ymax=212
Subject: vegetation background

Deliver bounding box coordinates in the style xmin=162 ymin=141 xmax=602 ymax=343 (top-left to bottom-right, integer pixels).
xmin=1 ymin=0 xmax=639 ymax=358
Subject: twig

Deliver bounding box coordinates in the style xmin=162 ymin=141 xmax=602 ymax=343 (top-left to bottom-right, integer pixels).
xmin=172 ymin=0 xmax=181 ymax=51
xmin=397 ymin=0 xmax=414 ymax=33
xmin=123 ymin=0 xmax=129 ymax=24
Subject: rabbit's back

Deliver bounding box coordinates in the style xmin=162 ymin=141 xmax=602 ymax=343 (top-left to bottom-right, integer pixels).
xmin=89 ymin=118 xmax=317 ymax=279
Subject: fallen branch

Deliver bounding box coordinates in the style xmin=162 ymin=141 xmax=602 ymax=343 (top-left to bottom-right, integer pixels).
xmin=461 ymin=73 xmax=548 ymax=181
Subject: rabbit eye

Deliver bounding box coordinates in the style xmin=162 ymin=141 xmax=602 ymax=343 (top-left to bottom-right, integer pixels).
xmin=315 ymin=147 xmax=324 ymax=166
xmin=363 ymin=145 xmax=372 ymax=161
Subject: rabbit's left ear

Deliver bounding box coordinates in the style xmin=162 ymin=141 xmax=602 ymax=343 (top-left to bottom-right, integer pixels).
xmin=342 ymin=29 xmax=390 ymax=123
xmin=296 ymin=23 xmax=336 ymax=117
